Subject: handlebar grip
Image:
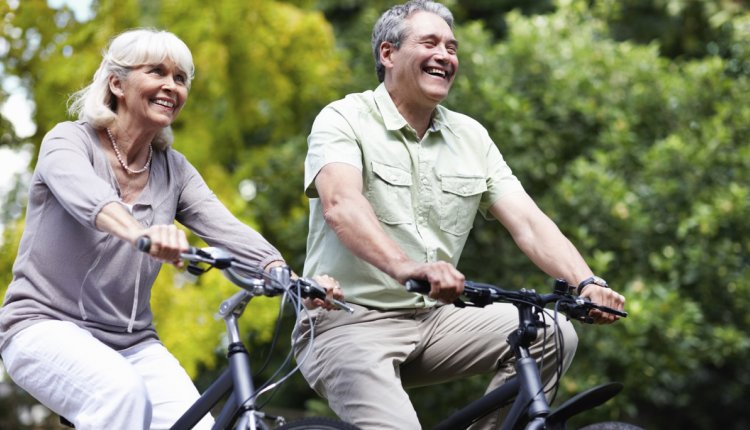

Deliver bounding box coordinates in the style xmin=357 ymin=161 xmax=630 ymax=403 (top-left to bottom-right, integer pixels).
xmin=405 ymin=279 xmax=431 ymax=294
xmin=136 ymin=236 xmax=151 ymax=253
xmin=598 ymin=305 xmax=629 ymax=318
xmin=136 ymin=236 xmax=200 ymax=257
xmin=296 ymin=278 xmax=355 ymax=313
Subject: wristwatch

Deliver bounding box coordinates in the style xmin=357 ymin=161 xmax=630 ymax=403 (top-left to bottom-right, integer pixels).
xmin=577 ymin=276 xmax=608 ymax=295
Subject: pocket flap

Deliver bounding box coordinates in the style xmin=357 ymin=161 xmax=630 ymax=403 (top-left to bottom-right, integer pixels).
xmin=441 ymin=175 xmax=486 ymax=196
xmin=372 ymin=161 xmax=412 ymax=187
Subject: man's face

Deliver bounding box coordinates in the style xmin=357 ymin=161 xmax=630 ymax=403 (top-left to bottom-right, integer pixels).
xmin=383 ymin=11 xmax=459 ymax=108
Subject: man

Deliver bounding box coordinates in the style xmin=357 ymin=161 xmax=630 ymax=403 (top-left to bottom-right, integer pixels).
xmin=294 ymin=1 xmax=626 ymax=429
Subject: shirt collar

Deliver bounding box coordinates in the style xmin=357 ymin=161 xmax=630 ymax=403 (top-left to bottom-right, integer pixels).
xmin=373 ymin=83 xmax=450 ymax=134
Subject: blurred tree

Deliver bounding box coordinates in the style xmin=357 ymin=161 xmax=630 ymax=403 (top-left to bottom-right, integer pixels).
xmin=590 ymin=0 xmax=747 ymax=59
xmin=0 ymin=0 xmax=347 ymax=425
xmin=2 ymin=0 xmax=750 ymax=429
xmin=420 ymin=4 xmax=750 ymax=429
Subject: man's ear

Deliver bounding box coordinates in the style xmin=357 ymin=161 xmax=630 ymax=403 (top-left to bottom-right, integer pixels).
xmin=380 ymin=41 xmax=396 ymax=69
xmin=108 ymin=74 xmax=124 ymax=98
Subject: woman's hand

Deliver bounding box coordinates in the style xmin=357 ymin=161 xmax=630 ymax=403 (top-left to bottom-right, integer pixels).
xmin=139 ymin=224 xmax=188 ymax=267
xmin=306 ymin=274 xmax=345 ymax=310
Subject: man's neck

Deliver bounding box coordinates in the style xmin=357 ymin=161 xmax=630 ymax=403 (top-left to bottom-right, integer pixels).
xmin=385 ymin=85 xmax=437 ymax=140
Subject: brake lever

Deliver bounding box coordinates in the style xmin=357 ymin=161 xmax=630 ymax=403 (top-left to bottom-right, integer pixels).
xmin=559 ymin=299 xmax=595 ymax=324
xmin=296 ymin=278 xmax=355 ymax=314
xmin=561 ymin=296 xmax=629 ymax=324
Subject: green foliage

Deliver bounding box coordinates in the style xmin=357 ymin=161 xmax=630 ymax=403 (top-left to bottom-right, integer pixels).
xmin=590 ymin=0 xmax=749 ymax=61
xmin=439 ymin=5 xmax=750 ymax=429
xmin=0 ymin=218 xmax=23 ymax=290
xmin=2 ymin=0 xmax=750 ymax=429
xmin=0 ymin=0 xmax=346 ymax=424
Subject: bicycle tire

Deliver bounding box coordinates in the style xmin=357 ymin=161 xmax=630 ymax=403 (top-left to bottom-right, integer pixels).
xmin=276 ymin=417 xmax=360 ymax=430
xmin=579 ymin=422 xmax=645 ymax=430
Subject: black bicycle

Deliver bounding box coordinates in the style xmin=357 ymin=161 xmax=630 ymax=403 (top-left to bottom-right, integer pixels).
xmin=61 ymin=240 xmax=360 ymax=430
xmin=405 ymin=278 xmax=641 ymax=430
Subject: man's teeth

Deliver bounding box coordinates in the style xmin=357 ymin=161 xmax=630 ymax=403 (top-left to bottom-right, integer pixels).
xmin=425 ymin=68 xmax=446 ymax=77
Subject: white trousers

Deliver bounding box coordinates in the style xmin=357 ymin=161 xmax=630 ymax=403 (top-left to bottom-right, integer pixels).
xmin=1 ymin=320 xmax=214 ymax=430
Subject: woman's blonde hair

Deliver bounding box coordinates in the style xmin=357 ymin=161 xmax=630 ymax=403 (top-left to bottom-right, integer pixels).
xmin=68 ymin=28 xmax=194 ymax=150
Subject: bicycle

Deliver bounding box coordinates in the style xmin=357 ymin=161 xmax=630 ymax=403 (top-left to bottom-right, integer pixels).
xmin=63 ymin=239 xmax=360 ymax=430
xmin=405 ymin=278 xmax=642 ymax=430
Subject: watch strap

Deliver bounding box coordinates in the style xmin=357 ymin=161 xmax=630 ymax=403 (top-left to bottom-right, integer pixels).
xmin=577 ymin=276 xmax=609 ymax=295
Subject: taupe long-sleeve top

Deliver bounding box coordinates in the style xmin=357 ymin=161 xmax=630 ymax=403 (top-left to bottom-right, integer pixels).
xmin=0 ymin=121 xmax=284 ymax=351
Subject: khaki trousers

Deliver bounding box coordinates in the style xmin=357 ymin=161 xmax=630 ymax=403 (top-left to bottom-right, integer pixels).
xmin=294 ymin=302 xmax=578 ymax=430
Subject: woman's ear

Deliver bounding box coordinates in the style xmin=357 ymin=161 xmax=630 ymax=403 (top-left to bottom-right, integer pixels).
xmin=108 ymin=74 xmax=124 ymax=98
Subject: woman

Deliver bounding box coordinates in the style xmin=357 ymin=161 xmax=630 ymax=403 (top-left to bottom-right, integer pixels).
xmin=0 ymin=28 xmax=339 ymax=429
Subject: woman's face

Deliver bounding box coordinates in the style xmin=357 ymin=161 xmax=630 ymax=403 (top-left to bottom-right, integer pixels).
xmin=113 ymin=58 xmax=189 ymax=130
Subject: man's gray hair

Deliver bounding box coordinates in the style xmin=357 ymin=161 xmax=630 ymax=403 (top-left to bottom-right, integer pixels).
xmin=371 ymin=0 xmax=454 ymax=83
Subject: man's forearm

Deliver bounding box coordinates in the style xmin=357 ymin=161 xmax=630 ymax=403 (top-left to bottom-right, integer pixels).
xmin=323 ymin=192 xmax=413 ymax=281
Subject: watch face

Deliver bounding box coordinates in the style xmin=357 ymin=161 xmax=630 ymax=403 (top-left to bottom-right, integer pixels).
xmin=592 ymin=276 xmax=608 ymax=287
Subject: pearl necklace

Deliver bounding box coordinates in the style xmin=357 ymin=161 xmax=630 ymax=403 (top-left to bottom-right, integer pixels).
xmin=106 ymin=128 xmax=153 ymax=175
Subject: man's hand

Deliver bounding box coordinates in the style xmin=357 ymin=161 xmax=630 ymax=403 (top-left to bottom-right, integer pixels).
xmin=396 ymin=261 xmax=465 ymax=304
xmin=580 ymin=285 xmax=626 ymax=324
xmin=306 ymin=274 xmax=345 ymax=310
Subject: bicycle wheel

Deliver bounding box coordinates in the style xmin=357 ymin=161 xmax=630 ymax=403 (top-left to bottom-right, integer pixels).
xmin=276 ymin=417 xmax=360 ymax=429
xmin=580 ymin=422 xmax=645 ymax=430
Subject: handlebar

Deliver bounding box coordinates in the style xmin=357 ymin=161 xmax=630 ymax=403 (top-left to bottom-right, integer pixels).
xmin=405 ymin=278 xmax=627 ymax=323
xmin=136 ymin=236 xmax=353 ymax=313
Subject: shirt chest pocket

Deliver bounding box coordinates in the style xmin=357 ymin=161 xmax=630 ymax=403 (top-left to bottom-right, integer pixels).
xmin=368 ymin=161 xmax=413 ymax=225
xmin=439 ymin=175 xmax=486 ymax=236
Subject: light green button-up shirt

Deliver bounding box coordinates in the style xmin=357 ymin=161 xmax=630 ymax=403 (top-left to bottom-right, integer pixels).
xmin=303 ymin=84 xmax=524 ymax=309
